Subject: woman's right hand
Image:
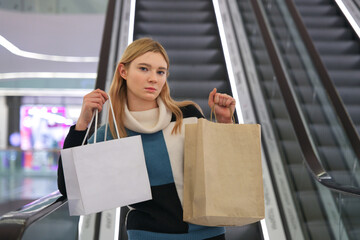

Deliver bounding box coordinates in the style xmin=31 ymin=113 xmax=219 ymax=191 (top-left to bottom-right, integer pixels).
xmin=75 ymin=89 xmax=109 ymax=131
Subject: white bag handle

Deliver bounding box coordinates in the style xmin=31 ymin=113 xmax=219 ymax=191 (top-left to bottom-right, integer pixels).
xmin=82 ymin=94 xmax=120 ymax=145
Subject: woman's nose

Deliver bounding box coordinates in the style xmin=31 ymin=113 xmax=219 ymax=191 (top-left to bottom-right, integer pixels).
xmin=148 ymin=71 xmax=158 ymax=82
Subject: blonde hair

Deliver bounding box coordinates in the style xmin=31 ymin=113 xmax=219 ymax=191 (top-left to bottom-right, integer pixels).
xmin=108 ymin=38 xmax=201 ymax=138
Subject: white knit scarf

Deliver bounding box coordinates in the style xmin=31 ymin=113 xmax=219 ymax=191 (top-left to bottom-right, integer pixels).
xmin=124 ymin=97 xmax=172 ymax=134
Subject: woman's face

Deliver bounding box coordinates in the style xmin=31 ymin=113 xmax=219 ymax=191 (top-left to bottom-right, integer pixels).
xmin=119 ymin=52 xmax=168 ymax=111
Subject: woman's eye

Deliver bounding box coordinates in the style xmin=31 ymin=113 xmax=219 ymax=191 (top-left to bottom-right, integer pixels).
xmin=158 ymin=71 xmax=165 ymax=75
xmin=140 ymin=67 xmax=148 ymax=71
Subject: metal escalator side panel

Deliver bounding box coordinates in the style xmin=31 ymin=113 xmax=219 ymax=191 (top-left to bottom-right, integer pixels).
xmin=213 ymin=0 xmax=243 ymax=124
xmin=228 ymin=0 xmax=305 ymax=239
xmin=333 ymin=0 xmax=360 ymax=39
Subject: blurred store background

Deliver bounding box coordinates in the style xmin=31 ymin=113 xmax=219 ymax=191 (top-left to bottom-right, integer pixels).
xmin=0 ymin=0 xmax=108 ymax=215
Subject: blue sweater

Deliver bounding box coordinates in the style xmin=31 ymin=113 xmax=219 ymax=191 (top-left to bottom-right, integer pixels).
xmin=57 ymin=103 xmax=225 ymax=240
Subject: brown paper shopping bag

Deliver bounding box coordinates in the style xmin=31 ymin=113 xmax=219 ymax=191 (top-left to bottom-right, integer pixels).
xmin=183 ymin=118 xmax=264 ymax=226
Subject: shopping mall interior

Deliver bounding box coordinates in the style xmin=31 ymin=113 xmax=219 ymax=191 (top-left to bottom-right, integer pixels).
xmin=1 ymin=0 xmax=360 ymax=239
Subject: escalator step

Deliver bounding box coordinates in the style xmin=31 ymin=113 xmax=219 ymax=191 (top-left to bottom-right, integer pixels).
xmin=288 ymin=164 xmax=314 ymax=191
xmin=345 ymin=105 xmax=360 ymax=123
xmin=296 ymin=5 xmax=337 ymax=16
xmin=247 ymin=34 xmax=267 ymax=49
xmin=263 ymin=84 xmax=282 ymax=100
xmin=329 ymin=70 xmax=360 ymax=85
xmin=307 ymin=28 xmax=353 ymax=41
xmin=168 ymin=80 xmax=227 ymax=99
xmin=281 ymin=140 xmax=304 ymax=165
xmin=269 ymin=100 xmax=288 ymax=118
xmin=135 ymin=35 xmax=220 ymax=49
xmin=169 ymin=64 xmax=226 ymax=80
xmin=317 ymin=146 xmax=348 ymax=170
xmin=297 ymin=191 xmax=328 ymax=221
xmin=135 ymin=22 xmax=218 ymax=35
xmin=293 ymin=0 xmax=329 ymax=4
xmin=269 ymin=17 xmax=286 ymax=28
xmin=337 ymin=87 xmax=360 ymax=104
xmin=309 ymin=123 xmax=338 ymax=146
xmin=294 ymin=86 xmax=360 ymax=106
xmin=275 ymin=119 xmax=298 ymax=141
xmin=276 ymin=39 xmax=298 ymax=54
xmin=321 ymin=55 xmax=360 ymax=70
xmin=302 ymin=104 xmax=327 ymax=124
xmin=314 ymin=41 xmax=360 ymax=54
xmin=289 ymin=69 xmax=311 ymax=86
xmin=302 ymin=16 xmax=346 ymax=28
xmin=137 ymin=1 xmax=212 ymax=11
xmin=136 ymin=11 xmax=214 ymax=22
xmin=284 ymin=54 xmax=304 ymax=70
xmin=167 ymin=49 xmax=223 ymax=64
xmin=295 ymin=86 xmax=319 ymax=104
xmin=272 ymin=27 xmax=290 ymax=40
xmin=237 ymin=1 xmax=252 ymax=11
xmin=253 ymin=50 xmax=271 ymax=65
xmin=256 ymin=65 xmax=275 ymax=81
xmin=242 ymin=12 xmax=256 ymax=23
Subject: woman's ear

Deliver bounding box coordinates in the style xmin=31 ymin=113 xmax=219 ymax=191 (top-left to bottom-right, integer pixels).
xmin=118 ymin=64 xmax=127 ymax=80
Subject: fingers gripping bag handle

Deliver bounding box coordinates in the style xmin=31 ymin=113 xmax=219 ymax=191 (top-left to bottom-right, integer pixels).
xmin=210 ymin=105 xmax=235 ymax=123
xmin=82 ymin=94 xmax=120 ymax=145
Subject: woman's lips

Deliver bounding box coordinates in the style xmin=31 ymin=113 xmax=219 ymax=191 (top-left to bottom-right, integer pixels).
xmin=145 ymin=87 xmax=156 ymax=92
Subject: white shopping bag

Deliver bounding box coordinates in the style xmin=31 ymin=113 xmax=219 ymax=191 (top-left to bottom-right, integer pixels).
xmin=61 ymin=96 xmax=152 ymax=216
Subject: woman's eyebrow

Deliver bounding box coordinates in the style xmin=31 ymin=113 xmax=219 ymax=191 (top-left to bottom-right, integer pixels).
xmin=137 ymin=63 xmax=151 ymax=67
xmin=138 ymin=63 xmax=167 ymax=70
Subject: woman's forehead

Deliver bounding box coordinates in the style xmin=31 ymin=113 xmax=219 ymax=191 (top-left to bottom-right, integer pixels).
xmin=132 ymin=52 xmax=168 ymax=69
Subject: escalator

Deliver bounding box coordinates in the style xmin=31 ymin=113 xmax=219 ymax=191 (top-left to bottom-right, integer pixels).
xmin=293 ymin=0 xmax=360 ymax=135
xmin=234 ymin=0 xmax=360 ymax=239
xmin=236 ymin=1 xmax=332 ymax=238
xmin=133 ymin=0 xmax=232 ymax=118
xmin=2 ymin=0 xmax=360 ymax=239
xmin=1 ymin=1 xmax=265 ymax=239
xmin=125 ymin=0 xmax=262 ymax=239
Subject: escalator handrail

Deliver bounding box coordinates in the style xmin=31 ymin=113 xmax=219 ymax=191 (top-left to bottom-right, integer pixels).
xmin=250 ymin=0 xmax=360 ymax=197
xmin=0 ymin=191 xmax=66 ymax=239
xmin=0 ymin=0 xmax=117 ymax=238
xmin=284 ymin=0 xmax=360 ymax=181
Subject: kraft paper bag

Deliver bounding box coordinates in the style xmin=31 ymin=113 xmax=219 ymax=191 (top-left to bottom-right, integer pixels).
xmin=183 ymin=118 xmax=264 ymax=226
xmin=61 ymin=96 xmax=152 ymax=216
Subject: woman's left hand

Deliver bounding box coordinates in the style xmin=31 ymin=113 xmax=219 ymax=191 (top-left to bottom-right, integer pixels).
xmin=208 ymin=88 xmax=236 ymax=123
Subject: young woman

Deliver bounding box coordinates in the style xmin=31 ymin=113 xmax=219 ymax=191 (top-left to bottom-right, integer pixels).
xmin=58 ymin=38 xmax=235 ymax=240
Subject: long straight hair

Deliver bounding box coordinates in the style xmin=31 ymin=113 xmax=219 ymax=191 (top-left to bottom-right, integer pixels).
xmin=108 ymin=38 xmax=201 ymax=138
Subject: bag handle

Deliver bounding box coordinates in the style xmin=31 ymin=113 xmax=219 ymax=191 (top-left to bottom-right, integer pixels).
xmin=104 ymin=95 xmax=120 ymax=141
xmin=82 ymin=94 xmax=120 ymax=145
xmin=210 ymin=105 xmax=235 ymax=123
